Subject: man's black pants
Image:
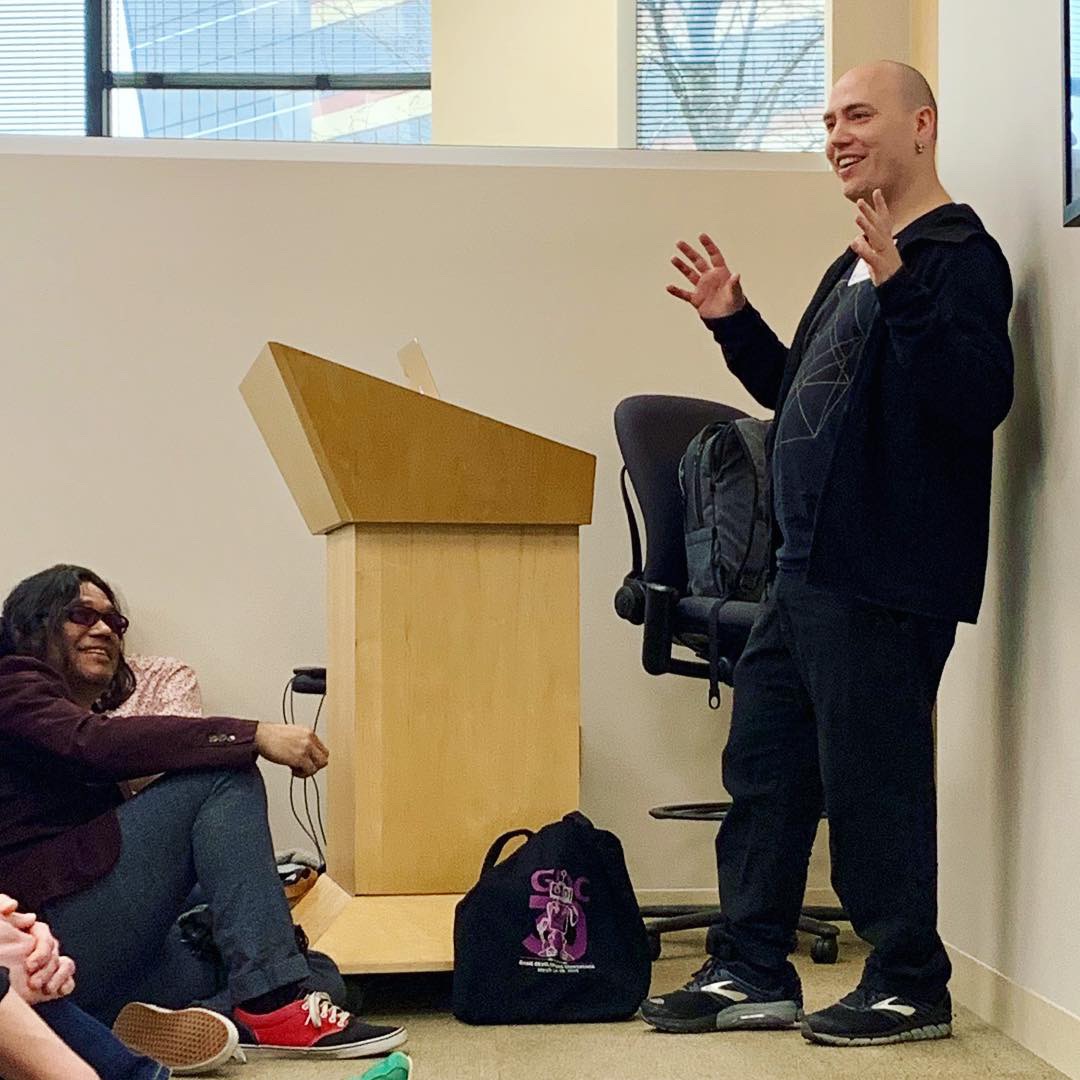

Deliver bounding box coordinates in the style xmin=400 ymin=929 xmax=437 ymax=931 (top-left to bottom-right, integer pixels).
xmin=713 ymin=570 xmax=956 ymax=1002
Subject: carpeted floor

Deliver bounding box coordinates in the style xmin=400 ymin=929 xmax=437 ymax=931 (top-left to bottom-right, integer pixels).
xmin=215 ymin=930 xmax=1067 ymax=1080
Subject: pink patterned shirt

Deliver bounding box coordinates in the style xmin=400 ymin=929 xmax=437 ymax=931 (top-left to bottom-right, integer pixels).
xmin=107 ymin=656 xmax=204 ymax=795
xmin=109 ymin=656 xmax=203 ymax=718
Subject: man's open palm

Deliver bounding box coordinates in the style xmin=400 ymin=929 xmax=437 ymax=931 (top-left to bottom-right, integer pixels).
xmin=667 ymin=234 xmax=747 ymax=319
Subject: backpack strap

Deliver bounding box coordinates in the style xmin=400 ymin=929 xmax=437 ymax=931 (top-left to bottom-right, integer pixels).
xmin=730 ymin=419 xmax=770 ymax=596
xmin=707 ymin=601 xmax=725 ymax=710
xmin=733 ymin=417 xmax=768 ymax=480
xmin=681 ymin=425 xmax=713 ymax=535
xmin=481 ymin=829 xmax=535 ymax=874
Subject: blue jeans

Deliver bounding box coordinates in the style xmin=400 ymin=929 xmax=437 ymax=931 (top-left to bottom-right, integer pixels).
xmin=44 ymin=767 xmax=343 ymax=1024
xmin=36 ymin=999 xmax=169 ymax=1080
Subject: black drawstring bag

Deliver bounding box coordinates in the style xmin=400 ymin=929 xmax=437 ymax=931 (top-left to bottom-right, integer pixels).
xmin=452 ymin=811 xmax=652 ymax=1024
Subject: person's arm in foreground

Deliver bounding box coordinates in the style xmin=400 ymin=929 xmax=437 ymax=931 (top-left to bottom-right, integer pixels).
xmin=667 ymin=233 xmax=789 ymax=409
xmin=0 ymin=976 xmax=100 ymax=1080
xmin=0 ymin=897 xmax=96 ymax=1080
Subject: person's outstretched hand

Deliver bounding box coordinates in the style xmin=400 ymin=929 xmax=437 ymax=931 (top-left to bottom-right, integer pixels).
xmin=254 ymin=724 xmax=329 ymax=778
xmin=666 ymin=233 xmax=747 ymax=319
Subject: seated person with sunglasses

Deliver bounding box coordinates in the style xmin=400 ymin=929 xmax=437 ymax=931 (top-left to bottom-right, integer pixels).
xmin=0 ymin=564 xmax=408 ymax=1067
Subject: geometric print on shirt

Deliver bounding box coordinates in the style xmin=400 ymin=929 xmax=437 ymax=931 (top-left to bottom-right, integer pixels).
xmin=778 ymin=276 xmax=878 ymax=446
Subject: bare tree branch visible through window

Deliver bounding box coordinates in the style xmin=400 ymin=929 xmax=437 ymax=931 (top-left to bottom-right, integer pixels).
xmin=638 ymin=0 xmax=825 ymax=151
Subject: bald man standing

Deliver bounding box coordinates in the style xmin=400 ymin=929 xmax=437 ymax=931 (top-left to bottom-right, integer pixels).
xmin=640 ymin=62 xmax=1014 ymax=1047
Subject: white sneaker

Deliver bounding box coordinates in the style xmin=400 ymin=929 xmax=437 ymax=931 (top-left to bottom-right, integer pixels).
xmin=112 ymin=1002 xmax=240 ymax=1075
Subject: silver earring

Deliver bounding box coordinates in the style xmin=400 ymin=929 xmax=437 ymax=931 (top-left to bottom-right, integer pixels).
xmin=915 ymin=142 xmax=925 ymax=154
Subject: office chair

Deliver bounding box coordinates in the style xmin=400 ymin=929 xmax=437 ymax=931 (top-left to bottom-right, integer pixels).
xmin=613 ymin=393 xmax=845 ymax=964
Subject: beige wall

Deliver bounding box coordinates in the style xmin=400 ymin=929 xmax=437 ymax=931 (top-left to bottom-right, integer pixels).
xmin=910 ymin=0 xmax=939 ymax=94
xmin=433 ymin=1 xmax=923 ymax=150
xmin=829 ymin=0 xmax=912 ymax=81
xmin=935 ymin=0 xmax=1080 ymax=1069
xmin=0 ymin=140 xmax=851 ymax=898
xmin=431 ymin=0 xmax=626 ymax=147
xmin=0 ymin=4 xmax=918 ymax=903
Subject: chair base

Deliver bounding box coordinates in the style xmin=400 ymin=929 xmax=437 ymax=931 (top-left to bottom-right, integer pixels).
xmin=639 ymin=904 xmax=846 ymax=965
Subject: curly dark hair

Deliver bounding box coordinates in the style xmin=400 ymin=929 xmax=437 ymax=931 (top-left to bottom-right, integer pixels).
xmin=0 ymin=564 xmax=136 ymax=712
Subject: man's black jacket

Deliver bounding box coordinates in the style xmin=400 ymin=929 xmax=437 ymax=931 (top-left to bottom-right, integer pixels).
xmin=705 ymin=203 xmax=1014 ymax=623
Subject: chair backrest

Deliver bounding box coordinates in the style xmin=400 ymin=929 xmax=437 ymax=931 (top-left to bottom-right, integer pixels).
xmin=614 ymin=395 xmax=749 ymax=591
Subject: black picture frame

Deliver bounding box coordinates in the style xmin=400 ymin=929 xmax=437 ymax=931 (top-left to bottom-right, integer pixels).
xmin=1066 ymin=0 xmax=1080 ymax=225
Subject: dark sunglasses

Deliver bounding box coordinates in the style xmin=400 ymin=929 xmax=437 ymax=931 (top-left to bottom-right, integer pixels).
xmin=65 ymin=604 xmax=129 ymax=637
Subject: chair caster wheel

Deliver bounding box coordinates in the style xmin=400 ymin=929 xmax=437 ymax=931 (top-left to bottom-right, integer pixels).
xmin=811 ymin=936 xmax=839 ymax=964
xmin=648 ymin=933 xmax=662 ymax=961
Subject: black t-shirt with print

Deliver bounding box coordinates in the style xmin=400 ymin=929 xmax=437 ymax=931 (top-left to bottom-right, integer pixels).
xmin=772 ymin=264 xmax=879 ymax=570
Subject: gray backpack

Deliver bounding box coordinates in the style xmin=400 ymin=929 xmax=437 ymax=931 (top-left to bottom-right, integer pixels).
xmin=679 ymin=417 xmax=771 ymax=603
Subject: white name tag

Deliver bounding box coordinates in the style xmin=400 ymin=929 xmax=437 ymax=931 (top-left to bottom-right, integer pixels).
xmin=848 ymin=258 xmax=872 ymax=286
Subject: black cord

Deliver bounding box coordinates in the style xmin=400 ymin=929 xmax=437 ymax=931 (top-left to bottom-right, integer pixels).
xmin=282 ymin=676 xmax=311 ymax=848
xmin=282 ymin=676 xmax=323 ymax=863
xmin=291 ymin=681 xmax=325 ymax=867
xmin=310 ymin=694 xmax=327 ymax=848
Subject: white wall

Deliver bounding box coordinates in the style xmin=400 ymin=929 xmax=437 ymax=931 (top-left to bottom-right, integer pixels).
xmin=936 ymin=0 xmax=1080 ymax=1070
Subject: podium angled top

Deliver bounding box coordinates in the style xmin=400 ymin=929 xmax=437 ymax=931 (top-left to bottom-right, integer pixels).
xmin=240 ymin=342 xmax=596 ymax=533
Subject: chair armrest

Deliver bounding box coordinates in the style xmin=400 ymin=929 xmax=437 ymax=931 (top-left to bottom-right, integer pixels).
xmin=641 ymin=583 xmax=712 ymax=679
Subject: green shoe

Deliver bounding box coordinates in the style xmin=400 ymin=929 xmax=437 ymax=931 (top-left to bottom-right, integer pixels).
xmin=354 ymin=1051 xmax=412 ymax=1080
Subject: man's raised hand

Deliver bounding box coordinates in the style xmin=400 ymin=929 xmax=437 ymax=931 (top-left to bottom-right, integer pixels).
xmin=851 ymin=189 xmax=902 ymax=285
xmin=667 ymin=233 xmax=747 ymax=320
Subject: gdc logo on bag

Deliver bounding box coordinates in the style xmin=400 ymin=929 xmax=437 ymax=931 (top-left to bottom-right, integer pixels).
xmin=520 ymin=868 xmax=594 ymax=972
xmin=452 ymin=813 xmax=652 ymax=1025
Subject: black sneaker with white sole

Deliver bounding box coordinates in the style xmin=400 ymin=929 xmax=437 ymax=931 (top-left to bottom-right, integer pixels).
xmin=639 ymin=956 xmax=803 ymax=1034
xmin=801 ymin=986 xmax=952 ymax=1047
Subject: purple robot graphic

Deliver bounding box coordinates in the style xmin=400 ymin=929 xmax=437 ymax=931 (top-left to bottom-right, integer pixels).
xmin=522 ymin=868 xmax=590 ymax=963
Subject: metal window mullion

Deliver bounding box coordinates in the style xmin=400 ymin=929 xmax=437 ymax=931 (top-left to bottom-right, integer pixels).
xmin=108 ymin=73 xmax=432 ymax=92
xmin=85 ymin=0 xmax=108 ymax=135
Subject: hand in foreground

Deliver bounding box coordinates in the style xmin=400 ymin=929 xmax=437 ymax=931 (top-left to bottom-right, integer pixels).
xmin=666 ymin=233 xmax=747 ymax=319
xmin=255 ymin=723 xmax=329 ymax=778
xmin=0 ymin=907 xmax=76 ymax=1004
xmin=25 ymin=921 xmax=76 ymax=1002
xmin=851 ymin=189 xmax=903 ymax=285
xmin=0 ymin=895 xmax=34 ymax=933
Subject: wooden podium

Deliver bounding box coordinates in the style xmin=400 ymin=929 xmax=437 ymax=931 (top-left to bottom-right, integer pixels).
xmin=240 ymin=343 xmax=596 ymax=972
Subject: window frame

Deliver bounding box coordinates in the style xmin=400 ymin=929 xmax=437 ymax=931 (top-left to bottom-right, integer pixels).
xmin=83 ymin=0 xmax=432 ymax=137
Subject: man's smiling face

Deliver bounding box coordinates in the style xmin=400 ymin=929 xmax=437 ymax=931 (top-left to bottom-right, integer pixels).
xmin=824 ymin=65 xmax=922 ymax=205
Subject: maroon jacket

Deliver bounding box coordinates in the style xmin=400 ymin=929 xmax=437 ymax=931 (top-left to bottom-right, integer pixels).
xmin=0 ymin=656 xmax=259 ymax=910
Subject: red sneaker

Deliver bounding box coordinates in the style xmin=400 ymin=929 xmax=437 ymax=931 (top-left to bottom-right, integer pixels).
xmin=234 ymin=991 xmax=407 ymax=1059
